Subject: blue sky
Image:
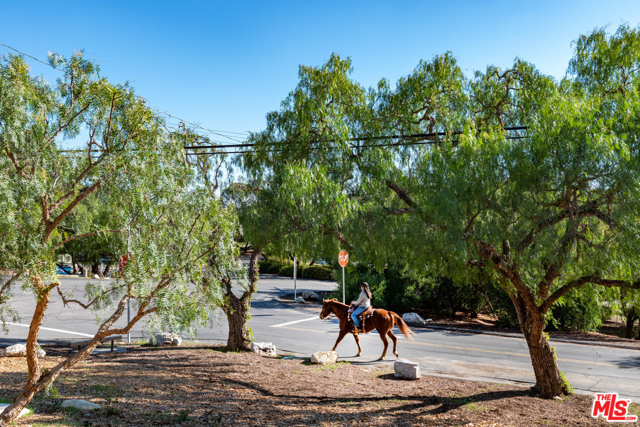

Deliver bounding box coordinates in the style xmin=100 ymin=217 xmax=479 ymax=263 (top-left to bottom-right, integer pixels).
xmin=1 ymin=1 xmax=640 ymax=142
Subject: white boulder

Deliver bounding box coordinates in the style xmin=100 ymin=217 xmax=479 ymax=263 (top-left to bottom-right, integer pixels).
xmin=294 ymin=296 xmax=306 ymax=304
xmin=394 ymin=359 xmax=421 ymax=380
xmin=2 ymin=343 xmax=46 ymax=358
xmin=402 ymin=312 xmax=426 ymax=325
xmin=61 ymin=399 xmax=101 ymax=411
xmin=153 ymin=332 xmax=182 ymax=347
xmin=311 ymin=351 xmax=338 ymax=365
xmin=301 ymin=290 xmax=319 ymax=300
xmin=0 ymin=403 xmax=30 ymax=418
xmin=252 ymin=342 xmax=277 ymax=356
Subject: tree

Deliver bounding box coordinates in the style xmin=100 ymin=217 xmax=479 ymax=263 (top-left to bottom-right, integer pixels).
xmin=240 ymin=26 xmax=640 ymax=398
xmin=56 ymin=192 xmax=126 ymax=276
xmin=0 ymin=53 xmax=238 ymax=425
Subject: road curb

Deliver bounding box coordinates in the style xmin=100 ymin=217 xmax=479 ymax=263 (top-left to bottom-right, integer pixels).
xmin=416 ymin=324 xmax=640 ymax=351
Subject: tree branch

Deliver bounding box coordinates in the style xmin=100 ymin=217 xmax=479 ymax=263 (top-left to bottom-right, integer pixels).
xmin=386 ymin=180 xmax=445 ymax=230
xmin=44 ymin=181 xmax=101 ymax=242
xmin=4 ymin=147 xmax=31 ymax=179
xmin=54 ymin=229 xmax=122 ymax=249
xmin=541 ymin=276 xmax=640 ymax=313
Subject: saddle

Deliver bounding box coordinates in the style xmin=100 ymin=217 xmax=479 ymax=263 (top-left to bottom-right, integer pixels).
xmin=349 ymin=306 xmax=374 ymax=334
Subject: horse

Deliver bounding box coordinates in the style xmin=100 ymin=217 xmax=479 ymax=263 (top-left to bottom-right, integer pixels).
xmin=319 ymin=298 xmax=414 ymax=360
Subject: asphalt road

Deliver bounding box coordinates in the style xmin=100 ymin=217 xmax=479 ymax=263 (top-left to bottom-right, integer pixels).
xmin=2 ymin=275 xmax=640 ymax=402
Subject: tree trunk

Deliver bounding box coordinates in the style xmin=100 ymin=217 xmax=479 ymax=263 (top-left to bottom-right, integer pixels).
xmin=511 ymin=293 xmax=569 ymax=398
xmin=1 ymin=275 xmax=51 ymax=425
xmin=0 ymin=293 xmax=132 ymax=426
xmin=91 ymin=261 xmax=100 ymax=276
xmin=625 ymin=313 xmax=638 ymax=339
xmin=71 ymin=254 xmax=78 ymax=275
xmin=222 ymin=250 xmax=261 ymax=352
xmin=223 ymin=295 xmax=252 ymax=351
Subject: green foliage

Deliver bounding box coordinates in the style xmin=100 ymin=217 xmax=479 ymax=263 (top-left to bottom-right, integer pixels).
xmin=301 ymin=265 xmax=333 ymax=281
xmin=258 ymin=258 xmax=293 ymax=274
xmin=236 ymin=25 xmax=640 ymax=396
xmin=547 ymin=285 xmax=614 ymax=332
xmin=279 ymin=265 xmax=295 ymax=277
xmin=258 ymin=258 xmax=334 ymax=280
xmin=0 ymin=51 xmax=242 ymax=422
xmin=333 ymin=262 xmax=490 ymax=314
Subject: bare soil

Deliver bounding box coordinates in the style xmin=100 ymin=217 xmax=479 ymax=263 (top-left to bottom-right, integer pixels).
xmin=2 ymin=343 xmax=638 ymax=426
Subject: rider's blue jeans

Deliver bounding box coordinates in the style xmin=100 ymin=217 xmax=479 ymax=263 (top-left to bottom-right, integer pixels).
xmin=352 ymin=306 xmax=366 ymax=327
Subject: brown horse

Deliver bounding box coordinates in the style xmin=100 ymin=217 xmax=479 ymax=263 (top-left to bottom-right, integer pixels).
xmin=319 ymin=298 xmax=414 ymax=360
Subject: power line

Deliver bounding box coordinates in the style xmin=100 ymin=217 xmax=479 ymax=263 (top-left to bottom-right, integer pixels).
xmin=0 ymin=42 xmax=249 ymax=143
xmin=184 ymin=126 xmax=527 ymax=155
xmin=0 ymin=42 xmax=57 ymax=69
xmin=185 ymin=127 xmax=528 ymax=155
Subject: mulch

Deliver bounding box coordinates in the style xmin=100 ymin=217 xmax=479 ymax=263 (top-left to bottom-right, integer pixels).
xmin=1 ymin=344 xmax=634 ymax=426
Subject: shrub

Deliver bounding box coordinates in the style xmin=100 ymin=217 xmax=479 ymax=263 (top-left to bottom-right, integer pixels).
xmin=279 ymin=265 xmax=294 ymax=277
xmin=259 ymin=257 xmax=295 ymax=275
xmin=547 ymin=284 xmax=612 ymax=332
xmin=301 ymin=265 xmax=333 ymax=281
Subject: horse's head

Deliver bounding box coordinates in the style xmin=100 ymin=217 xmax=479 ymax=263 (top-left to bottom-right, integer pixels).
xmin=319 ymin=298 xmax=337 ymax=319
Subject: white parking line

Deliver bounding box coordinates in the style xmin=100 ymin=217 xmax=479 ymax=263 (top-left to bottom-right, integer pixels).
xmin=7 ymin=322 xmax=94 ymax=338
xmin=270 ymin=316 xmax=319 ymax=328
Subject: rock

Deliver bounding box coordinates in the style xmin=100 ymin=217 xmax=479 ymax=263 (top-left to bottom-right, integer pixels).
xmin=93 ymin=274 xmax=100 ymax=280
xmin=4 ymin=344 xmax=27 ymax=357
xmin=394 ymin=359 xmax=421 ymax=380
xmin=2 ymin=343 xmax=46 ymax=358
xmin=0 ymin=403 xmax=30 ymax=418
xmin=402 ymin=312 xmax=426 ymax=325
xmin=61 ymin=399 xmax=101 ymax=411
xmin=153 ymin=332 xmax=182 ymax=347
xmin=311 ymin=351 xmax=338 ymax=365
xmin=301 ymin=290 xmax=319 ymax=300
xmin=294 ymin=296 xmax=306 ymax=304
xmin=252 ymin=342 xmax=277 ymax=356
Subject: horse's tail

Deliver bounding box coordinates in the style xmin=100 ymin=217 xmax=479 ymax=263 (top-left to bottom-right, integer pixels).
xmin=391 ymin=312 xmax=415 ymax=341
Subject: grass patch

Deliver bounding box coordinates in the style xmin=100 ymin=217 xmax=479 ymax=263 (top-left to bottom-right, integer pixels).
xmin=465 ymin=402 xmax=487 ymax=412
xmin=315 ymin=364 xmax=340 ymax=372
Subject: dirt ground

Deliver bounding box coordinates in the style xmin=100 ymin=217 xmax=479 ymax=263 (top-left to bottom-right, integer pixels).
xmin=1 ymin=342 xmax=638 ymax=427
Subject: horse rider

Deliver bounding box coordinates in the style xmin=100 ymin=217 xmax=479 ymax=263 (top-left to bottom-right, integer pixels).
xmin=350 ymin=282 xmax=372 ymax=333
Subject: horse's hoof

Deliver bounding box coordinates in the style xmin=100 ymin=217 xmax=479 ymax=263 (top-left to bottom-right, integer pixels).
xmin=377 ymin=357 xmax=385 ymax=361
xmin=356 ymin=353 xmax=362 ymax=357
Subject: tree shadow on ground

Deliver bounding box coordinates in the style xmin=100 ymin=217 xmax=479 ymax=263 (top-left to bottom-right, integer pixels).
xmin=223 ymin=376 xmax=532 ymax=418
xmin=1 ymin=345 xmax=597 ymax=426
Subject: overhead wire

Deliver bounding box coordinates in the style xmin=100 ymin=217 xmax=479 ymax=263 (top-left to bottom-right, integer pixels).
xmin=184 ymin=127 xmax=528 ymax=155
xmin=0 ymin=42 xmax=249 ymax=144
xmin=0 ymin=43 xmax=527 ymax=158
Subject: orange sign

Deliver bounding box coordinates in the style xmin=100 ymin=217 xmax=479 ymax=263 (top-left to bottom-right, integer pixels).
xmin=338 ymin=250 xmax=349 ymax=268
xmin=118 ymin=254 xmax=131 ymax=270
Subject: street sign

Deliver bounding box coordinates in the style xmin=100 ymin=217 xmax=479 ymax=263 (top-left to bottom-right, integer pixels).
xmin=118 ymin=254 xmax=130 ymax=270
xmin=338 ymin=250 xmax=349 ymax=268
xmin=339 ymin=250 xmax=349 ymax=303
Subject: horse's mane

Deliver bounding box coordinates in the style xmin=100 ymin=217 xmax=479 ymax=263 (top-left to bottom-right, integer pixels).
xmin=327 ymin=298 xmax=348 ymax=309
